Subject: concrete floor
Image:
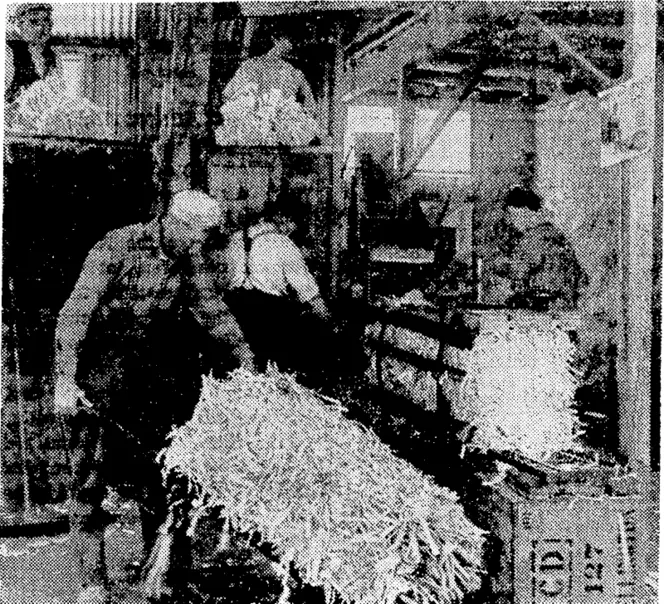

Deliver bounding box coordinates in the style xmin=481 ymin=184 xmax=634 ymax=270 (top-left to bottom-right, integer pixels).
xmin=0 ymin=498 xmax=287 ymax=604
xmin=0 ymin=521 xmax=144 ymax=604
xmin=0 ymin=475 xmax=659 ymax=604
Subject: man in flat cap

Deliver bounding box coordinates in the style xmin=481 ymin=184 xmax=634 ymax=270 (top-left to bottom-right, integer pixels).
xmin=496 ymin=186 xmax=586 ymax=310
xmin=6 ymin=3 xmax=56 ymax=103
xmin=54 ymin=190 xmax=254 ymax=604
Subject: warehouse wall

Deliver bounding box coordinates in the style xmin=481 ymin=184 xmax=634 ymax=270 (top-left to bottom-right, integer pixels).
xmin=534 ymin=92 xmax=620 ymax=450
xmin=471 ymin=100 xmax=536 ymax=197
xmin=469 ymin=100 xmax=536 ymax=300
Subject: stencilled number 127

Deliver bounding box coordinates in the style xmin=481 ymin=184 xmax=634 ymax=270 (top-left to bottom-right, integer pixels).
xmin=584 ymin=544 xmax=604 ymax=593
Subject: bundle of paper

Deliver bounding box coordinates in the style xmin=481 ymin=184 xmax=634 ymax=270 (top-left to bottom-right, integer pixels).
xmin=161 ymin=370 xmax=484 ymax=604
xmin=457 ymin=319 xmax=583 ymax=461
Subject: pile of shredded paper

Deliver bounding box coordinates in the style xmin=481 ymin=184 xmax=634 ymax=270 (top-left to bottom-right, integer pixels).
xmin=7 ymin=72 xmax=110 ymax=139
xmin=215 ymin=86 xmax=318 ymax=146
xmin=457 ymin=318 xmax=583 ymax=461
xmin=162 ymin=371 xmax=484 ymax=604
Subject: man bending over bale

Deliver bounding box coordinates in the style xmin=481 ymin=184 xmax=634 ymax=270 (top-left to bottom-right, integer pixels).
xmin=53 ymin=189 xmax=255 ymax=604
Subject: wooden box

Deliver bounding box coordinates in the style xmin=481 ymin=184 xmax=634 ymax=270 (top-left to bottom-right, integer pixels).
xmin=472 ymin=481 xmax=646 ymax=604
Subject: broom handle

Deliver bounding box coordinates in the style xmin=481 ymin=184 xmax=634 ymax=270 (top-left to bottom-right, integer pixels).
xmin=77 ymin=394 xmax=151 ymax=456
xmin=8 ymin=277 xmax=32 ymax=514
xmin=55 ymin=417 xmax=91 ymax=587
xmin=0 ymin=363 xmax=5 ymax=511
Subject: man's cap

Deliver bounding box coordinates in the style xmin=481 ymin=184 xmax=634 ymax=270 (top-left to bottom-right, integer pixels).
xmin=169 ymin=190 xmax=221 ymax=228
xmin=10 ymin=4 xmax=53 ymax=20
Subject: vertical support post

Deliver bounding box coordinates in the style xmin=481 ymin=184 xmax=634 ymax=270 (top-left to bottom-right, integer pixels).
xmin=652 ymin=52 xmax=663 ymax=470
xmin=394 ymin=66 xmax=407 ymax=179
xmin=329 ymin=33 xmax=346 ymax=299
xmin=134 ymin=3 xmax=154 ymax=142
xmin=168 ymin=4 xmax=216 ymax=192
xmin=393 ymin=65 xmax=415 ymax=218
xmin=618 ymin=0 xmax=656 ymax=469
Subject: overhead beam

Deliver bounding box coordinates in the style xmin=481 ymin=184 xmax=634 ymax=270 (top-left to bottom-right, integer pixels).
xmin=524 ymin=13 xmax=616 ymax=89
xmin=239 ymin=1 xmax=426 ymax=17
xmin=346 ymin=11 xmax=428 ymax=62
xmin=341 ymin=79 xmax=394 ymax=103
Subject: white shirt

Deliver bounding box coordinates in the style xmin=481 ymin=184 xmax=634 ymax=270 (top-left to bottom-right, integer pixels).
xmin=227 ymin=222 xmax=320 ymax=303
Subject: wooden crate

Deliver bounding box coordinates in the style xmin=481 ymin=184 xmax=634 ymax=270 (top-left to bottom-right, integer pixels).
xmin=472 ymin=481 xmax=646 ymax=604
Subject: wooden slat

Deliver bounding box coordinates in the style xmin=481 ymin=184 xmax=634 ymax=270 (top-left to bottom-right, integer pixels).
xmin=345 ymin=10 xmax=425 ymax=60
xmin=365 ymin=336 xmax=467 ymax=378
xmin=547 ymin=23 xmax=624 ymax=42
xmin=366 ymin=307 xmax=439 ymax=339
xmin=4 ymin=134 xmax=148 ymax=149
xmin=342 ymin=79 xmax=394 ymax=103
xmin=524 ymin=13 xmax=616 ymax=88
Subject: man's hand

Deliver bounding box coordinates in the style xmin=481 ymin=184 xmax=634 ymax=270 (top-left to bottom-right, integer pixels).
xmin=53 ymin=375 xmax=83 ymax=416
xmin=235 ymin=343 xmax=257 ymax=373
xmin=308 ymin=296 xmax=331 ymax=322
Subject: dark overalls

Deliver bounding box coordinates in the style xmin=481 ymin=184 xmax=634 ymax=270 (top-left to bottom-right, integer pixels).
xmin=224 ymin=229 xmax=325 ymax=383
xmin=71 ymin=294 xmax=205 ymax=548
xmin=6 ymin=39 xmax=56 ymax=103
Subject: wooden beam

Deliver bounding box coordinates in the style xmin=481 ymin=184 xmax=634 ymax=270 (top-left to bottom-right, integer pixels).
xmin=548 ymin=23 xmax=624 ymax=41
xmin=652 ymin=54 xmax=663 ymax=469
xmin=400 ymin=62 xmax=487 ymax=180
xmin=341 ymin=79 xmax=394 ymax=104
xmin=617 ymin=0 xmax=656 ymax=469
xmin=345 ymin=10 xmax=428 ymax=62
xmin=240 ymin=1 xmax=419 ymax=17
xmin=329 ymin=34 xmax=347 ymax=299
xmin=524 ymin=14 xmax=615 ymax=89
xmin=394 ymin=67 xmax=408 ymax=176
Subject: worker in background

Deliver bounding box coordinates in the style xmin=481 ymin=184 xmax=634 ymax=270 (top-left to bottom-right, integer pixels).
xmin=223 ymin=32 xmax=316 ymax=114
xmin=501 ymin=186 xmax=587 ymax=310
xmin=5 ymin=3 xmax=56 ymax=103
xmin=54 ymin=190 xmax=254 ymax=604
xmin=214 ymin=30 xmax=318 ymax=146
xmin=223 ymin=202 xmax=334 ymax=386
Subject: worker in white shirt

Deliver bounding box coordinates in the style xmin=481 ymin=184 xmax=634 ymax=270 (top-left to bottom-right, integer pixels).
xmin=224 ymin=204 xmax=332 ymax=381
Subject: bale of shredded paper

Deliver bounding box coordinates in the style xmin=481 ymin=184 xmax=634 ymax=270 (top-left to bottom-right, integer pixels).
xmin=215 ymin=87 xmax=318 ymax=146
xmin=162 ymin=370 xmax=484 ymax=604
xmin=7 ymin=73 xmax=110 ymax=139
xmin=457 ymin=317 xmax=582 ymax=461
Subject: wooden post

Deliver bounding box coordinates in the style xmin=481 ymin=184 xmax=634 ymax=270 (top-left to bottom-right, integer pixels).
xmin=329 ymin=33 xmax=346 ymax=299
xmin=392 ymin=65 xmax=409 ymax=220
xmin=618 ymin=0 xmax=656 ymax=469
xmin=394 ymin=67 xmax=407 ymax=177
xmin=652 ymin=52 xmax=664 ymax=469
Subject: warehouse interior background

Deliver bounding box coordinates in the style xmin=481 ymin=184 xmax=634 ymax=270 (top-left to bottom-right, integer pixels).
xmin=0 ymin=2 xmax=662 ymax=603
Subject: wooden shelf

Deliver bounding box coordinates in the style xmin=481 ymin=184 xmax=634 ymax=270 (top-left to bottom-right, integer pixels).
xmin=51 ymin=35 xmax=135 ymax=53
xmin=209 ymin=144 xmax=337 ymax=155
xmin=4 ymin=133 xmax=142 ymax=149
